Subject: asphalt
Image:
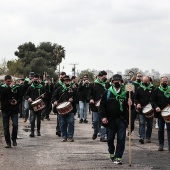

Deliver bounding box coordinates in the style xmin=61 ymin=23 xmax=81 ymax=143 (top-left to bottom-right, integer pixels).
xmin=0 ymin=113 xmax=170 ymax=170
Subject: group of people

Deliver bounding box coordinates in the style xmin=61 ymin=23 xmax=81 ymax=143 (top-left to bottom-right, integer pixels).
xmin=0 ymin=70 xmax=170 ymax=165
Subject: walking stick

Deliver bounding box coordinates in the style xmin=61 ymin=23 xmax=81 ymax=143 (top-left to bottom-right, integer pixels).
xmin=125 ymin=83 xmax=134 ymax=166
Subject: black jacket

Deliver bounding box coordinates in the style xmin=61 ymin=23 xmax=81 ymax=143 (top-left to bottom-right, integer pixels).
xmin=88 ymin=82 xmax=108 ymax=112
xmin=150 ymin=87 xmax=170 ymax=118
xmin=44 ymin=83 xmax=54 ymax=101
xmin=26 ymin=83 xmax=45 ymax=110
xmin=134 ymin=84 xmax=155 ymax=112
xmin=99 ymin=89 xmax=129 ymax=129
xmin=52 ymin=86 xmax=77 ymax=114
xmin=77 ymin=82 xmax=90 ymax=102
xmin=0 ymin=84 xmax=22 ymax=113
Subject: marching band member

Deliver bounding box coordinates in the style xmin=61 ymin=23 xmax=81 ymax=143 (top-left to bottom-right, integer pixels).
xmin=0 ymin=75 xmax=22 ymax=148
xmin=53 ymin=71 xmax=66 ymax=137
xmin=88 ymin=70 xmax=109 ymax=141
xmin=151 ymin=76 xmax=170 ymax=151
xmin=52 ymin=75 xmax=77 ymax=142
xmin=41 ymin=75 xmax=54 ymax=121
xmin=26 ymin=74 xmax=45 ymax=137
xmin=100 ymin=74 xmax=132 ymax=165
xmin=135 ymin=75 xmax=155 ymax=144
xmin=77 ymin=74 xmax=90 ymax=123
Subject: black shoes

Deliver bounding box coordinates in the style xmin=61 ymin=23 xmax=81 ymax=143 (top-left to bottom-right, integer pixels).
xmin=29 ymin=132 xmax=35 ymax=137
xmin=158 ymin=145 xmax=164 ymax=151
xmin=37 ymin=131 xmax=41 ymax=136
xmin=79 ymin=119 xmax=83 ymax=123
xmin=13 ymin=141 xmax=17 ymax=146
xmin=100 ymin=138 xmax=107 ymax=142
xmin=146 ymin=138 xmax=151 ymax=143
xmin=139 ymin=138 xmax=144 ymax=144
xmin=5 ymin=143 xmax=11 ymax=148
xmin=56 ymin=131 xmax=61 ymax=137
xmin=83 ymin=119 xmax=88 ymax=123
xmin=92 ymin=134 xmax=97 ymax=140
xmin=67 ymin=138 xmax=74 ymax=142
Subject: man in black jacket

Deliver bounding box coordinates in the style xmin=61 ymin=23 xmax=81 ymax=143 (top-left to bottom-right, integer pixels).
xmin=135 ymin=75 xmax=155 ymax=144
xmin=151 ymin=76 xmax=170 ymax=151
xmin=52 ymin=75 xmax=77 ymax=142
xmin=26 ymin=74 xmax=45 ymax=137
xmin=88 ymin=70 xmax=109 ymax=141
xmin=78 ymin=74 xmax=90 ymax=123
xmin=0 ymin=75 xmax=22 ymax=148
xmin=42 ymin=75 xmax=54 ymax=121
xmin=100 ymin=74 xmax=132 ymax=165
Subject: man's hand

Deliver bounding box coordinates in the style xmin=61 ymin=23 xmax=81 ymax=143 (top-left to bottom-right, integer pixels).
xmin=156 ymin=107 xmax=161 ymax=112
xmin=90 ymin=99 xmax=94 ymax=104
xmin=128 ymin=98 xmax=132 ymax=106
xmin=69 ymin=98 xmax=73 ymax=102
xmin=28 ymin=98 xmax=32 ymax=102
xmin=41 ymin=94 xmax=45 ymax=98
xmin=102 ymin=118 xmax=108 ymax=124
xmin=137 ymin=104 xmax=141 ymax=109
xmin=54 ymin=101 xmax=58 ymax=106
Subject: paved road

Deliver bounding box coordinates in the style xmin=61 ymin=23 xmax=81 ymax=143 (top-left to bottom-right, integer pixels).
xmin=0 ymin=113 xmax=170 ymax=170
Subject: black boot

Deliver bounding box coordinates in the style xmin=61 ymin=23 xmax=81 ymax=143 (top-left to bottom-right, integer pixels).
xmin=29 ymin=131 xmax=35 ymax=137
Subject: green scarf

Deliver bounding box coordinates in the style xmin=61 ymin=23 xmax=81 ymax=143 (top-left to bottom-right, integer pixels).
xmin=31 ymin=83 xmax=43 ymax=96
xmin=109 ymin=86 xmax=127 ymax=111
xmin=31 ymin=83 xmax=42 ymax=89
xmin=158 ymin=85 xmax=170 ymax=98
xmin=140 ymin=83 xmax=153 ymax=91
xmin=133 ymin=81 xmax=141 ymax=85
xmin=1 ymin=84 xmax=9 ymax=88
xmin=94 ymin=78 xmax=106 ymax=89
xmin=62 ymin=84 xmax=68 ymax=92
xmin=11 ymin=84 xmax=20 ymax=93
xmin=25 ymin=77 xmax=30 ymax=82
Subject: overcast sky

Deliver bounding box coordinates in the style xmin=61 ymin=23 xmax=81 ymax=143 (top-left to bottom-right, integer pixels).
xmin=0 ymin=0 xmax=170 ymax=75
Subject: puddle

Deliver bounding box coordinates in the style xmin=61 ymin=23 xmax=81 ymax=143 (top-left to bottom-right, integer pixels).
xmin=22 ymin=129 xmax=31 ymax=132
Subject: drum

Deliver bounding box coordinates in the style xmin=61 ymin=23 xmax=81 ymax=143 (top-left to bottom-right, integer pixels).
xmin=56 ymin=102 xmax=73 ymax=115
xmin=31 ymin=99 xmax=45 ymax=112
xmin=95 ymin=99 xmax=101 ymax=108
xmin=142 ymin=103 xmax=154 ymax=118
xmin=161 ymin=106 xmax=170 ymax=123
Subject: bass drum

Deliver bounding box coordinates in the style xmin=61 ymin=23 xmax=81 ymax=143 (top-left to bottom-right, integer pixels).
xmin=142 ymin=103 xmax=154 ymax=118
xmin=161 ymin=106 xmax=170 ymax=123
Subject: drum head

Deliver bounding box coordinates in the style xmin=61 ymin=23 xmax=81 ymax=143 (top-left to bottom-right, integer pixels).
xmin=32 ymin=99 xmax=42 ymax=105
xmin=57 ymin=102 xmax=69 ymax=109
xmin=143 ymin=104 xmax=152 ymax=114
xmin=161 ymin=106 xmax=170 ymax=116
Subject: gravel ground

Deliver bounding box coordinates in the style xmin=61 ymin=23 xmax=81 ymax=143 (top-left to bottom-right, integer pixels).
xmin=0 ymin=113 xmax=170 ymax=170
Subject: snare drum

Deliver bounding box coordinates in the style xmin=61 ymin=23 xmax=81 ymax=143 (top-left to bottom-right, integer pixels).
xmin=161 ymin=106 xmax=170 ymax=123
xmin=31 ymin=99 xmax=45 ymax=112
xmin=95 ymin=99 xmax=101 ymax=108
xmin=56 ymin=102 xmax=73 ymax=115
xmin=142 ymin=103 xmax=154 ymax=118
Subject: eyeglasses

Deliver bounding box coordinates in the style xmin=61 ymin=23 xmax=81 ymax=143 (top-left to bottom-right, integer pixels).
xmin=137 ymin=76 xmax=142 ymax=77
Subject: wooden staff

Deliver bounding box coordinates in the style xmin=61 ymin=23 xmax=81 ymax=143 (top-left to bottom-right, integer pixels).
xmin=125 ymin=83 xmax=134 ymax=166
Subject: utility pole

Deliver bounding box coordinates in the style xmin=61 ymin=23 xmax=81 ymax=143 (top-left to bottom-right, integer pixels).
xmin=70 ymin=63 xmax=79 ymax=76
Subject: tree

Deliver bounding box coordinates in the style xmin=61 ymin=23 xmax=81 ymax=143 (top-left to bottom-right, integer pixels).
xmin=8 ymin=41 xmax=66 ymax=78
xmin=78 ymin=69 xmax=95 ymax=82
xmin=124 ymin=68 xmax=143 ymax=81
xmin=0 ymin=58 xmax=8 ymax=74
xmin=53 ymin=45 xmax=65 ymax=70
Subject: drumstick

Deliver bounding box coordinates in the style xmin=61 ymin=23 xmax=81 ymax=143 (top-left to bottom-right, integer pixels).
xmin=35 ymin=93 xmax=46 ymax=101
